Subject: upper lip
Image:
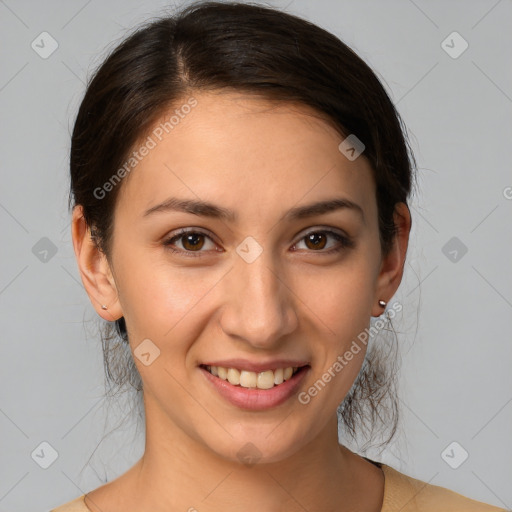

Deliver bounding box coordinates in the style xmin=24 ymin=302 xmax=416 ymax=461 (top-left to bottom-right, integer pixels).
xmin=200 ymin=359 xmax=310 ymax=373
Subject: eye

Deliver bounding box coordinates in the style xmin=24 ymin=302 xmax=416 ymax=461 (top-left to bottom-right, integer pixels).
xmin=163 ymin=228 xmax=219 ymax=257
xmin=292 ymin=229 xmax=354 ymax=254
xmin=162 ymin=227 xmax=354 ymax=258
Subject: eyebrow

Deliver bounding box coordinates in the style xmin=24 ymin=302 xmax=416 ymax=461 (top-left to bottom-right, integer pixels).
xmin=143 ymin=196 xmax=364 ymax=223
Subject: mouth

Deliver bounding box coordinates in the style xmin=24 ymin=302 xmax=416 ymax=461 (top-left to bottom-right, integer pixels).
xmin=199 ymin=363 xmax=311 ymax=410
xmin=199 ymin=364 xmax=307 ymax=390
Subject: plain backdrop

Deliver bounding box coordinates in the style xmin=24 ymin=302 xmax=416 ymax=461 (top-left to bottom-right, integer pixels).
xmin=0 ymin=1 xmax=511 ymax=511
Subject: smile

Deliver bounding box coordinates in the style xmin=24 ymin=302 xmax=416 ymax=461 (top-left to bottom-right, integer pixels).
xmin=200 ymin=363 xmax=310 ymax=410
xmin=202 ymin=365 xmax=301 ymax=389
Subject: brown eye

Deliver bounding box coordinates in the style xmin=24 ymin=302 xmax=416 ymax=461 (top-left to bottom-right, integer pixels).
xmin=294 ymin=229 xmax=354 ymax=254
xmin=304 ymin=232 xmax=328 ymax=250
xmin=163 ymin=229 xmax=217 ymax=257
xmin=181 ymin=232 xmax=206 ymax=251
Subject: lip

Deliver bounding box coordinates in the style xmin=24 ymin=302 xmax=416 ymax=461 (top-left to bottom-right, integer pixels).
xmin=200 ymin=358 xmax=310 ymax=373
xmin=200 ymin=365 xmax=310 ymax=411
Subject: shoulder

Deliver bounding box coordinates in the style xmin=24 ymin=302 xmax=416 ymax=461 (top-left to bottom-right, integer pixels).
xmin=380 ymin=463 xmax=509 ymax=512
xmin=49 ymin=494 xmax=89 ymax=512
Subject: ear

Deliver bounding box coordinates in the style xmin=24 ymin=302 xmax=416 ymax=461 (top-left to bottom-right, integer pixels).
xmin=71 ymin=205 xmax=123 ymax=322
xmin=371 ymin=202 xmax=411 ymax=317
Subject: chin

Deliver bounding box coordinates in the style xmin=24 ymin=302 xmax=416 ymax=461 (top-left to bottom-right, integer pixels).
xmin=201 ymin=424 xmax=311 ymax=467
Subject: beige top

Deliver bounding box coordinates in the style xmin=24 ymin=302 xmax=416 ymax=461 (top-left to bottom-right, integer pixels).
xmin=49 ymin=461 xmax=508 ymax=511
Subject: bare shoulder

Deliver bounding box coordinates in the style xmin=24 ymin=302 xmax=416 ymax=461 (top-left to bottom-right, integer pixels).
xmin=49 ymin=481 xmax=127 ymax=512
xmin=49 ymin=494 xmax=88 ymax=512
xmin=51 ymin=463 xmax=139 ymax=512
xmin=381 ymin=464 xmax=509 ymax=512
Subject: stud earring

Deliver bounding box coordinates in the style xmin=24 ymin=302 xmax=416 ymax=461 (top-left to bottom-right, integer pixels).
xmin=378 ymin=300 xmax=387 ymax=308
xmin=101 ymin=304 xmax=108 ymax=310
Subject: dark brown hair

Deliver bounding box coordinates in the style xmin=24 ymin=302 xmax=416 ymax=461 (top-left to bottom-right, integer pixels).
xmin=70 ymin=0 xmax=416 ymax=452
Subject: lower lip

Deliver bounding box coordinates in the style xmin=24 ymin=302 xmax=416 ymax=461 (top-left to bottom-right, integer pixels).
xmin=200 ymin=366 xmax=310 ymax=411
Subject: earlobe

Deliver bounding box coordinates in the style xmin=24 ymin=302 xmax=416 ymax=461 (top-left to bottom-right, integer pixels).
xmin=371 ymin=202 xmax=411 ymax=317
xmin=71 ymin=205 xmax=123 ymax=321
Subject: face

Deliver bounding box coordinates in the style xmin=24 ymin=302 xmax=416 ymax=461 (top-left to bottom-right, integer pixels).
xmin=76 ymin=90 xmax=407 ymax=465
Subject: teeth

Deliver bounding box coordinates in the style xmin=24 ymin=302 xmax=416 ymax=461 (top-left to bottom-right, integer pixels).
xmin=257 ymin=370 xmax=274 ymax=389
xmin=283 ymin=367 xmax=293 ymax=380
xmin=273 ymin=368 xmax=284 ymax=385
xmin=206 ymin=365 xmax=301 ymax=389
xmin=227 ymin=368 xmax=240 ymax=385
xmin=240 ymin=370 xmax=257 ymax=388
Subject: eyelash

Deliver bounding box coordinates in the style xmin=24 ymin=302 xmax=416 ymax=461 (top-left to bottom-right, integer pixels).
xmin=162 ymin=227 xmax=354 ymax=258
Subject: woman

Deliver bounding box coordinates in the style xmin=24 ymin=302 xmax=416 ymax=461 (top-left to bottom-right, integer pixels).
xmin=51 ymin=1 xmax=507 ymax=511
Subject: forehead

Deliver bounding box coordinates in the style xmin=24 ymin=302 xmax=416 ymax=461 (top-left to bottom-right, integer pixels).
xmin=115 ymin=90 xmax=376 ymax=222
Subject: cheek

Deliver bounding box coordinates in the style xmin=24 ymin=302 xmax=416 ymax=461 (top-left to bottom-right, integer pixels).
xmin=112 ymin=246 xmax=224 ymax=343
xmin=295 ymin=255 xmax=376 ymax=388
xmin=301 ymin=259 xmax=376 ymax=334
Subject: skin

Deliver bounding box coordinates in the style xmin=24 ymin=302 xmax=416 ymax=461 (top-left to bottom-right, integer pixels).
xmin=72 ymin=90 xmax=411 ymax=512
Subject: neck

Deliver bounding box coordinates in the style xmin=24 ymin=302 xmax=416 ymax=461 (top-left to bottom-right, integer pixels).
xmin=126 ymin=407 xmax=380 ymax=512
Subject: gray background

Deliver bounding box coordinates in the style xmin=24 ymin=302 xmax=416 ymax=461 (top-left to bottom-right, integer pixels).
xmin=1 ymin=0 xmax=511 ymax=511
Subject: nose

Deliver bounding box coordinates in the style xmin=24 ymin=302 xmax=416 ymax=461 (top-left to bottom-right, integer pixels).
xmin=218 ymin=250 xmax=298 ymax=348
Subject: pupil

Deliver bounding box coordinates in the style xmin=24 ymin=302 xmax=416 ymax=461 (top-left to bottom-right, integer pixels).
xmin=184 ymin=233 xmax=204 ymax=250
xmin=307 ymin=233 xmax=326 ymax=249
